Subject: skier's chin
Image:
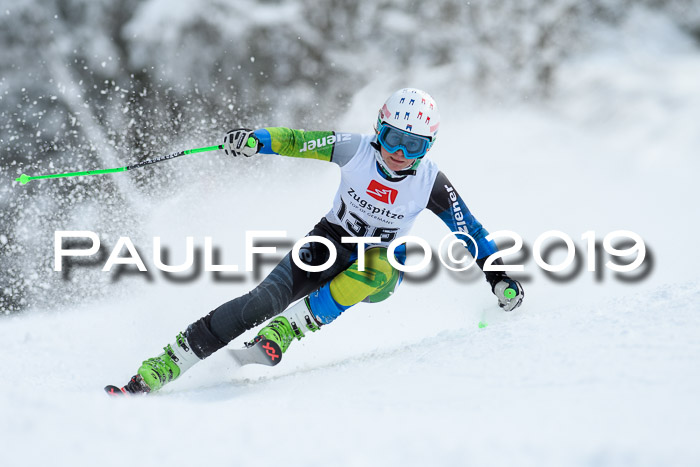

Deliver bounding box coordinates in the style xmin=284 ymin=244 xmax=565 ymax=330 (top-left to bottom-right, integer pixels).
xmin=391 ymin=163 xmax=411 ymax=171
xmin=379 ymin=147 xmax=405 ymax=170
xmin=384 ymin=156 xmax=410 ymax=171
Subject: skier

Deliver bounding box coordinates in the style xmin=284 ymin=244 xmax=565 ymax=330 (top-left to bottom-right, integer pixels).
xmin=106 ymin=88 xmax=524 ymax=395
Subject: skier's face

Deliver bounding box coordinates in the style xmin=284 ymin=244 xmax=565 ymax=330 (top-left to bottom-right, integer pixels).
xmin=380 ymin=145 xmax=415 ymax=172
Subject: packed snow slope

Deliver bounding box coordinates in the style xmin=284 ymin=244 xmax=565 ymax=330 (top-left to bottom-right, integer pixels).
xmin=2 ymin=10 xmax=700 ymax=467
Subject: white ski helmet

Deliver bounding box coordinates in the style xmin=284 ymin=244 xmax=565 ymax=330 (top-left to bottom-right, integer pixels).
xmin=374 ymin=88 xmax=440 ymax=177
xmin=377 ymin=88 xmax=440 ymax=141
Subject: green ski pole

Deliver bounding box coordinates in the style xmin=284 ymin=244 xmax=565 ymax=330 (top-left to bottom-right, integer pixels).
xmin=15 ymin=144 xmax=224 ymax=185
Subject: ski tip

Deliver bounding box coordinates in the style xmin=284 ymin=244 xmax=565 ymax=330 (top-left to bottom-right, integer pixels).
xmin=104 ymin=385 xmax=126 ymax=396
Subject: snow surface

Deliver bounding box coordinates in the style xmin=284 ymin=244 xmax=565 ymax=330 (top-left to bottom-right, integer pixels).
xmin=2 ymin=9 xmax=700 ymax=467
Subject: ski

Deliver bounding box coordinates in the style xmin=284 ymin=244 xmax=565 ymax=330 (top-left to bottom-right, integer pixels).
xmin=104 ymin=375 xmax=151 ymax=396
xmin=229 ymin=336 xmax=283 ymax=367
xmin=104 ymin=385 xmax=128 ymax=396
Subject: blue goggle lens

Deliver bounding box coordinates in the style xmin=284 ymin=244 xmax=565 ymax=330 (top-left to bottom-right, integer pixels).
xmin=378 ymin=125 xmax=431 ymax=159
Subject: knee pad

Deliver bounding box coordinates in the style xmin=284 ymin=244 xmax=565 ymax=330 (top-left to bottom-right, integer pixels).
xmin=308 ymin=247 xmax=404 ymax=324
xmin=330 ymin=247 xmax=402 ymax=306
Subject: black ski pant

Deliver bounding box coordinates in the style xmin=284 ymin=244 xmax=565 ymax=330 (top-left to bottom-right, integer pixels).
xmin=184 ymin=218 xmax=356 ymax=360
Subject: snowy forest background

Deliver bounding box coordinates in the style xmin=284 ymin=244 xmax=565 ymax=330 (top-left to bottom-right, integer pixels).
xmin=1 ymin=0 xmax=700 ymax=314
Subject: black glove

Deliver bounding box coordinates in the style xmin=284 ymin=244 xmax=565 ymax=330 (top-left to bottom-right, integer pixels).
xmin=223 ymin=128 xmax=261 ymax=157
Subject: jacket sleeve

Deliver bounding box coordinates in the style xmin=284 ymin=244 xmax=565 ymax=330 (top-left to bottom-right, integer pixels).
xmin=426 ymin=171 xmax=508 ymax=289
xmin=253 ymin=127 xmax=361 ymax=166
xmin=426 ymin=171 xmax=499 ymax=259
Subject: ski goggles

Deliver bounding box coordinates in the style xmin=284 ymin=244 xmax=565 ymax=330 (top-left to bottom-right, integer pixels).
xmin=377 ymin=123 xmax=432 ymax=159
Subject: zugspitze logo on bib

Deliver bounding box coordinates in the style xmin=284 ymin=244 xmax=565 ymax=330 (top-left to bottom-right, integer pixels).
xmin=366 ymin=180 xmax=398 ymax=204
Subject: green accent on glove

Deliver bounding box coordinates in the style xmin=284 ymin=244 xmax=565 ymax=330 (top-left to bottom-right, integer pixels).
xmin=265 ymin=127 xmax=335 ymax=162
xmin=504 ymin=288 xmax=516 ymax=299
xmin=246 ymin=136 xmax=257 ymax=148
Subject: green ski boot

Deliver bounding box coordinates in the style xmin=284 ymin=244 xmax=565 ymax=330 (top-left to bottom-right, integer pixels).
xmin=237 ymin=298 xmax=322 ymax=366
xmin=257 ymin=297 xmax=321 ymax=351
xmin=106 ymin=332 xmax=201 ymax=395
xmin=138 ymin=332 xmax=200 ymax=392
